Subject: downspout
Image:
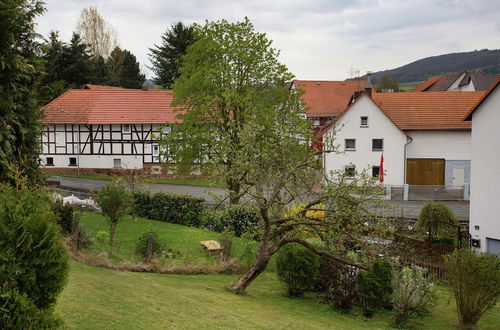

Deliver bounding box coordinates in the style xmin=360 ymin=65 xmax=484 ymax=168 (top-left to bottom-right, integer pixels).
xmin=403 ymin=135 xmax=413 ymax=184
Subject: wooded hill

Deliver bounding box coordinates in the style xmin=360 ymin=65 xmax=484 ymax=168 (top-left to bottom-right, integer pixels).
xmin=369 ymin=49 xmax=500 ymax=83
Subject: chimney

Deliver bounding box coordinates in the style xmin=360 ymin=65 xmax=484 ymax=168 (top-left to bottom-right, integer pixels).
xmin=142 ymin=84 xmax=149 ymax=91
xmin=365 ymin=72 xmax=373 ymax=98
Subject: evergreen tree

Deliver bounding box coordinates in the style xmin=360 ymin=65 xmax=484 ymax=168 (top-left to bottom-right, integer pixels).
xmin=148 ymin=22 xmax=196 ymax=88
xmin=120 ymin=50 xmax=145 ymax=88
xmin=60 ymin=33 xmax=95 ymax=87
xmin=92 ymin=55 xmax=112 ymax=85
xmin=107 ymin=46 xmax=124 ymax=86
xmin=0 ymin=0 xmax=45 ymax=184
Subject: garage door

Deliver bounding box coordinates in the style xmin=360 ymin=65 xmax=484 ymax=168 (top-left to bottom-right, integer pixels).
xmin=487 ymin=238 xmax=500 ymax=256
xmin=406 ymin=158 xmax=445 ymax=185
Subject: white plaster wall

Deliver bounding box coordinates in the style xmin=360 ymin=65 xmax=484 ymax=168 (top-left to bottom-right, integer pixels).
xmin=447 ymin=73 xmax=466 ymax=91
xmin=469 ymin=86 xmax=500 ymax=252
xmin=406 ymin=131 xmax=471 ymax=160
xmin=42 ymin=154 xmax=144 ymax=169
xmin=324 ymin=95 xmax=408 ymax=185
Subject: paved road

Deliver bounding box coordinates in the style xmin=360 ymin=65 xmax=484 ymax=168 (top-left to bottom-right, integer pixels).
xmin=47 ymin=176 xmax=469 ymax=220
xmin=47 ymin=176 xmax=227 ymax=205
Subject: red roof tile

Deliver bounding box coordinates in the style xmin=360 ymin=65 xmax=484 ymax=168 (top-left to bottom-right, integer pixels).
xmin=41 ymin=89 xmax=182 ymax=124
xmin=372 ymin=91 xmax=484 ymax=130
xmin=293 ymin=80 xmax=367 ymax=117
xmin=463 ymin=79 xmax=500 ymax=120
xmin=411 ymin=76 xmax=442 ymax=92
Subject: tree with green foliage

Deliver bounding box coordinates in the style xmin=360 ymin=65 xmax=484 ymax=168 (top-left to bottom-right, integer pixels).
xmin=357 ymin=259 xmax=393 ymax=316
xmin=107 ymin=46 xmax=124 ymax=85
xmin=60 ymin=33 xmax=96 ymax=87
xmin=444 ymin=249 xmax=500 ymax=327
xmin=377 ymin=75 xmax=399 ymax=92
xmin=416 ymin=202 xmax=459 ymax=241
xmin=277 ymin=243 xmax=320 ymax=297
xmin=163 ymin=18 xmax=392 ymax=294
xmin=148 ymin=21 xmax=196 ymax=88
xmin=0 ymin=0 xmax=46 ymax=184
xmin=96 ymin=180 xmax=132 ymax=245
xmin=119 ymin=49 xmax=145 ymax=88
xmin=0 ymin=182 xmax=68 ymax=328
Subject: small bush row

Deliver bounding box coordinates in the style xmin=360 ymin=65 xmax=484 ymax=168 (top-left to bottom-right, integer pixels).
xmin=134 ymin=191 xmax=205 ymax=227
xmin=203 ymin=204 xmax=261 ymax=237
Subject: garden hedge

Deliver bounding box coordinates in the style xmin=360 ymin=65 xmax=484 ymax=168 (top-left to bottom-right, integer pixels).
xmin=133 ymin=191 xmax=205 ymax=227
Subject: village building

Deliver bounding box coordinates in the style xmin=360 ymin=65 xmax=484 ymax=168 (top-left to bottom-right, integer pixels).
xmin=40 ymin=85 xmax=179 ymax=175
xmin=413 ymin=70 xmax=500 ymax=92
xmin=464 ymin=79 xmax=500 ymax=255
xmin=322 ymin=86 xmax=483 ymax=199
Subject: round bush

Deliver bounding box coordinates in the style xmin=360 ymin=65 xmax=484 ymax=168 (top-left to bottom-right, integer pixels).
xmin=356 ymin=259 xmax=393 ymax=316
xmin=276 ymin=243 xmax=320 ymax=297
xmin=135 ymin=231 xmax=166 ymax=258
xmin=0 ymin=184 xmax=68 ymax=327
xmin=205 ymin=204 xmax=261 ymax=237
xmin=51 ymin=199 xmax=74 ymax=235
xmin=416 ymin=202 xmax=458 ymax=240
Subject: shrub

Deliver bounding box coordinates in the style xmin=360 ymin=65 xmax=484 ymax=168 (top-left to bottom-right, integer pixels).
xmin=357 ymin=259 xmax=393 ymax=316
xmin=135 ymin=231 xmax=166 ymax=260
xmin=134 ymin=191 xmax=204 ymax=227
xmin=416 ymin=202 xmax=458 ymax=240
xmin=392 ymin=266 xmax=435 ymax=326
xmin=444 ymin=248 xmax=500 ymax=327
xmin=0 ymin=184 xmax=68 ymax=328
xmin=276 ymin=243 xmax=320 ymax=297
xmin=96 ymin=180 xmax=132 ymax=245
xmin=51 ymin=198 xmax=74 ymax=235
xmin=204 ymin=204 xmax=261 ymax=237
xmin=320 ymin=257 xmax=358 ymax=311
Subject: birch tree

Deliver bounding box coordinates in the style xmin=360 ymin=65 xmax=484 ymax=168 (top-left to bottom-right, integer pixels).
xmin=76 ymin=6 xmax=117 ymax=59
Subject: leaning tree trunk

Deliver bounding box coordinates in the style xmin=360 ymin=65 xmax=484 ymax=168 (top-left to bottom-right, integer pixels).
xmin=229 ymin=245 xmax=272 ymax=294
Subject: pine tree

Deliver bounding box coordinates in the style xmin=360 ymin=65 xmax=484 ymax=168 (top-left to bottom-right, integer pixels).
xmin=148 ymin=22 xmax=196 ymax=88
xmin=120 ymin=50 xmax=145 ymax=89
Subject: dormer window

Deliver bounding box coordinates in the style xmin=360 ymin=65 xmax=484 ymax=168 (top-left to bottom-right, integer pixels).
xmin=122 ymin=124 xmax=131 ymax=133
xmin=360 ymin=116 xmax=368 ymax=127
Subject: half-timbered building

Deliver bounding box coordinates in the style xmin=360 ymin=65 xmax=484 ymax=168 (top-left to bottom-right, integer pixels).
xmin=40 ymin=85 xmax=181 ymax=175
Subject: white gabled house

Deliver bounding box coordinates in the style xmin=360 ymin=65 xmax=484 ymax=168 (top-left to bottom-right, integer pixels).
xmin=322 ymin=87 xmax=484 ymax=199
xmin=464 ymin=79 xmax=500 ymax=254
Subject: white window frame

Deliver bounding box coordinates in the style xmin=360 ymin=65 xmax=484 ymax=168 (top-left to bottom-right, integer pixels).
xmin=345 ymin=139 xmax=356 ymax=151
xmin=360 ymin=116 xmax=369 ymax=127
xmin=153 ymin=144 xmax=160 ymax=157
xmin=162 ymin=126 xmax=171 ymax=134
xmin=122 ymin=124 xmax=131 ymax=134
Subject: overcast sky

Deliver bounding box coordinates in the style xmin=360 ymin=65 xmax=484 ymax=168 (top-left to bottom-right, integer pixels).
xmin=36 ymin=0 xmax=500 ymax=80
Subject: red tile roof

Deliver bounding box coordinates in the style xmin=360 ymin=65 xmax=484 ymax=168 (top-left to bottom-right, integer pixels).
xmin=41 ymin=89 xmax=182 ymax=124
xmin=411 ymin=76 xmax=442 ymax=92
xmin=372 ymin=92 xmax=484 ymax=130
xmin=293 ymin=80 xmax=367 ymax=117
xmin=463 ymin=79 xmax=500 ymax=121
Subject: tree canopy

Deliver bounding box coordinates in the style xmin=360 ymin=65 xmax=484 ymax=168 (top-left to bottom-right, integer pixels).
xmin=75 ymin=6 xmax=118 ymax=59
xmin=148 ymin=21 xmax=196 ymax=88
xmin=0 ymin=0 xmax=46 ymax=184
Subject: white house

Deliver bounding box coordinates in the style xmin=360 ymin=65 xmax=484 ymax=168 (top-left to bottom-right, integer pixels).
xmin=40 ymin=85 xmax=180 ymax=175
xmin=464 ymin=79 xmax=500 ymax=254
xmin=323 ymin=88 xmax=484 ymax=195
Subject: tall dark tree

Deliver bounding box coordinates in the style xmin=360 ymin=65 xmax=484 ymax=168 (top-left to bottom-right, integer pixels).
xmin=39 ymin=31 xmax=67 ymax=104
xmin=92 ymin=55 xmax=112 ymax=85
xmin=107 ymin=46 xmax=124 ymax=86
xmin=0 ymin=0 xmax=45 ymax=184
xmin=149 ymin=22 xmax=196 ymax=88
xmin=119 ymin=50 xmax=145 ymax=88
xmin=60 ymin=33 xmax=95 ymax=87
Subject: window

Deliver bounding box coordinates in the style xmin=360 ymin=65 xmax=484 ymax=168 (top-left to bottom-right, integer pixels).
xmin=113 ymin=158 xmax=122 ymax=168
xmin=153 ymin=144 xmax=160 ymax=157
xmin=345 ymin=165 xmax=356 ymax=178
xmin=46 ymin=157 xmax=54 ymax=166
xmin=313 ymin=119 xmax=321 ymax=127
xmin=151 ymin=166 xmax=161 ymax=175
xmin=69 ymin=157 xmax=77 ymax=166
xmin=372 ymin=166 xmax=380 ymax=178
xmin=345 ymin=139 xmax=356 ymax=151
xmin=122 ymin=124 xmax=131 ymax=133
xmin=360 ymin=116 xmax=368 ymax=127
xmin=162 ymin=126 xmax=171 ymax=134
xmin=372 ymin=139 xmax=383 ymax=151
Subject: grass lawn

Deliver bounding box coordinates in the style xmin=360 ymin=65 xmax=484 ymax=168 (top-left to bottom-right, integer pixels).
xmin=48 ymin=173 xmax=220 ymax=188
xmin=80 ymin=213 xmax=262 ymax=269
xmin=398 ymin=81 xmax=422 ymax=92
xmin=56 ymin=260 xmax=500 ymax=329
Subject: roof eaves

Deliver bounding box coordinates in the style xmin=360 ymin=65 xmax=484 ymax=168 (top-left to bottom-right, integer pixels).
xmin=463 ymin=79 xmax=500 ymax=121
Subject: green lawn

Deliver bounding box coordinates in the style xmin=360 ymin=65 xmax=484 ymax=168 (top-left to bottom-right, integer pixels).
xmin=48 ymin=173 xmax=219 ymax=187
xmin=80 ymin=213 xmax=261 ymax=269
xmin=56 ymin=260 xmax=500 ymax=329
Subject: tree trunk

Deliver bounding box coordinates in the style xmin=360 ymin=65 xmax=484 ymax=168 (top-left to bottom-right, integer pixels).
xmin=229 ymin=247 xmax=271 ymax=294
xmin=227 ymin=180 xmax=241 ymax=205
xmin=109 ymin=222 xmax=117 ymax=246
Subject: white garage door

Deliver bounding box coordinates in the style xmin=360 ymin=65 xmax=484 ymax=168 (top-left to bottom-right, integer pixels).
xmin=487 ymin=238 xmax=500 ymax=256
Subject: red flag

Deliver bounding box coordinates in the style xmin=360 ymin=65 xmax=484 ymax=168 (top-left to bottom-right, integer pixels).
xmin=379 ymin=153 xmax=384 ymax=183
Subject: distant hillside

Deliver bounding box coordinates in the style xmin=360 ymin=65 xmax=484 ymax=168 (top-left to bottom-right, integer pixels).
xmin=369 ymin=49 xmax=500 ymax=83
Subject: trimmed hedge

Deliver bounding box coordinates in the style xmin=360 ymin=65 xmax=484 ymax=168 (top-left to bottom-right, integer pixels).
xmin=133 ymin=191 xmax=205 ymax=227
xmin=203 ymin=204 xmax=262 ymax=237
